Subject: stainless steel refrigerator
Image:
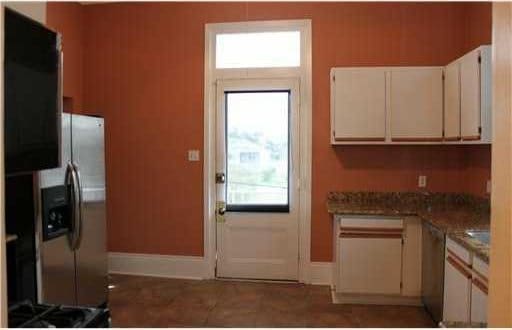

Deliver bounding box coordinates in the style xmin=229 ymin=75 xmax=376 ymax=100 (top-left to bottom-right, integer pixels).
xmin=37 ymin=113 xmax=107 ymax=307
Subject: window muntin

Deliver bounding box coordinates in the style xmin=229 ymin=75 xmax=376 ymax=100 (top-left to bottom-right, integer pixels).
xmin=225 ymin=90 xmax=290 ymax=212
xmin=216 ymin=31 xmax=300 ymax=69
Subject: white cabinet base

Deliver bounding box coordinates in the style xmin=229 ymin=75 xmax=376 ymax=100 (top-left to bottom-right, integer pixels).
xmin=332 ymin=215 xmax=422 ymax=305
xmin=339 ymin=236 xmax=402 ymax=295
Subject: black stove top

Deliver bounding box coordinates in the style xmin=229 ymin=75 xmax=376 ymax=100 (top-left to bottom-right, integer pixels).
xmin=8 ymin=301 xmax=110 ymax=328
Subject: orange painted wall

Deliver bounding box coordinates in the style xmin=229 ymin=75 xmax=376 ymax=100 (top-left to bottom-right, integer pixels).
xmin=463 ymin=2 xmax=492 ymax=52
xmin=49 ymin=2 xmax=492 ymax=261
xmin=46 ymin=2 xmax=85 ymax=113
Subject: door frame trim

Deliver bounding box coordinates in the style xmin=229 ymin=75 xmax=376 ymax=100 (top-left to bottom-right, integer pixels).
xmin=215 ymin=78 xmax=300 ymax=280
xmin=203 ymin=19 xmax=312 ymax=283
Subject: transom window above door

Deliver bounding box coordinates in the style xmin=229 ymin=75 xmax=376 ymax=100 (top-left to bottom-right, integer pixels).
xmin=215 ymin=31 xmax=301 ymax=69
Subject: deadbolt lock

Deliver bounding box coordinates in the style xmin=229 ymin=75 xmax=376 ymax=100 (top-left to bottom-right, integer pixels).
xmin=216 ymin=201 xmax=226 ymax=223
xmin=216 ymin=172 xmax=225 ymax=184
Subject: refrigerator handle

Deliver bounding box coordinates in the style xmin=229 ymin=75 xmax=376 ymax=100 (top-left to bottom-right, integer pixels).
xmin=65 ymin=162 xmax=79 ymax=250
xmin=71 ymin=162 xmax=84 ymax=250
xmin=57 ymin=37 xmax=63 ymax=166
xmin=68 ymin=162 xmax=82 ymax=251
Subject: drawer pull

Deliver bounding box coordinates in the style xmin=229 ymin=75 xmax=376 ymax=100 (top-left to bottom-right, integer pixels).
xmin=472 ymin=277 xmax=488 ymax=295
xmin=334 ymin=137 xmax=386 ymax=142
xmin=340 ymin=226 xmax=403 ymax=233
xmin=472 ymin=268 xmax=488 ymax=284
xmin=447 ymin=255 xmax=472 ymax=279
xmin=447 ymin=248 xmax=472 ymax=269
xmin=339 ymin=232 xmax=402 ymax=239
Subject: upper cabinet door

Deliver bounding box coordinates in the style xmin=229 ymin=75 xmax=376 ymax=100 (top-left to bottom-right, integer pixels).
xmin=390 ymin=68 xmax=444 ymax=141
xmin=331 ymin=68 xmax=387 ymax=142
xmin=460 ymin=49 xmax=481 ymax=140
xmin=444 ymin=61 xmax=461 ymax=141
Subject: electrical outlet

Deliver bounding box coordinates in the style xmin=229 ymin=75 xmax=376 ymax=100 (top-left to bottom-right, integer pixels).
xmin=418 ymin=175 xmax=427 ymax=188
xmin=188 ymin=150 xmax=200 ymax=161
xmin=486 ymin=180 xmax=491 ymax=194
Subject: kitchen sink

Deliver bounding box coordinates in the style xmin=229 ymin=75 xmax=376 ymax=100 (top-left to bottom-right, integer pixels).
xmin=466 ymin=230 xmax=491 ymax=245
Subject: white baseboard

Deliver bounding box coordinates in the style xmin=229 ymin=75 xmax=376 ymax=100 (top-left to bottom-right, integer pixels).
xmin=309 ymin=262 xmax=333 ymax=285
xmin=108 ymin=252 xmax=207 ymax=280
xmin=108 ymin=253 xmax=332 ymax=284
xmin=331 ymin=290 xmax=422 ymax=306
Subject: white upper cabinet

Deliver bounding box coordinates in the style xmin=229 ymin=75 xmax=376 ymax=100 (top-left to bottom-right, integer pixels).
xmin=331 ymin=68 xmax=387 ymax=142
xmin=390 ymin=68 xmax=444 ymax=141
xmin=460 ymin=46 xmax=492 ymax=143
xmin=444 ymin=61 xmax=461 ymax=140
xmin=330 ymin=45 xmax=491 ymax=145
xmin=460 ymin=49 xmax=481 ymax=140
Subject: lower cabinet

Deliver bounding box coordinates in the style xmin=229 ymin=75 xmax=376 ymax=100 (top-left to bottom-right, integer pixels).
xmin=333 ymin=216 xmax=422 ymax=304
xmin=471 ymin=281 xmax=488 ymax=323
xmin=443 ymin=237 xmax=489 ymax=324
xmin=339 ymin=233 xmax=402 ymax=295
xmin=470 ymin=257 xmax=489 ymax=323
xmin=443 ymin=252 xmax=472 ymax=322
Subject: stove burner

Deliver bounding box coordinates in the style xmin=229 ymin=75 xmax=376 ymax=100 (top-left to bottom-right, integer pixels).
xmin=8 ymin=301 xmax=110 ymax=328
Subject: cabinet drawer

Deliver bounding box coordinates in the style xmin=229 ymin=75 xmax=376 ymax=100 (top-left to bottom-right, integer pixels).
xmin=340 ymin=217 xmax=403 ymax=230
xmin=473 ymin=256 xmax=489 ymax=279
xmin=446 ymin=237 xmax=471 ymax=265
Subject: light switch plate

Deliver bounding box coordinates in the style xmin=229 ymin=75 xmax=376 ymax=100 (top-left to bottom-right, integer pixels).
xmin=418 ymin=175 xmax=427 ymax=188
xmin=188 ymin=150 xmax=200 ymax=161
xmin=486 ymin=180 xmax=491 ymax=194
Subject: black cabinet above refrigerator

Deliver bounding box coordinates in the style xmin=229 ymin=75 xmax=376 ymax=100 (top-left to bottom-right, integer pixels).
xmin=4 ymin=7 xmax=62 ymax=175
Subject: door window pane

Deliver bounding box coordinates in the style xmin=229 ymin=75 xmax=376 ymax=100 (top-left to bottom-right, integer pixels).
xmin=216 ymin=31 xmax=300 ymax=69
xmin=226 ymin=91 xmax=290 ymax=212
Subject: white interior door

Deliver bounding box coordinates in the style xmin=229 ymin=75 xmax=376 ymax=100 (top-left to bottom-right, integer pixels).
xmin=216 ymin=79 xmax=299 ymax=280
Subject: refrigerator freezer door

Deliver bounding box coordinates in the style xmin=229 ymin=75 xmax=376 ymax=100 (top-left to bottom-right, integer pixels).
xmin=38 ymin=113 xmax=76 ymax=305
xmin=39 ymin=235 xmax=76 ymax=305
xmin=71 ymin=115 xmax=108 ymax=307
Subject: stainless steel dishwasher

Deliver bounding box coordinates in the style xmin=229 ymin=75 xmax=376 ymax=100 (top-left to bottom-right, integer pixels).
xmin=422 ymin=221 xmax=446 ymax=323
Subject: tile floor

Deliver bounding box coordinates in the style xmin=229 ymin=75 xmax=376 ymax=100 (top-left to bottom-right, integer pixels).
xmin=108 ymin=274 xmax=436 ymax=327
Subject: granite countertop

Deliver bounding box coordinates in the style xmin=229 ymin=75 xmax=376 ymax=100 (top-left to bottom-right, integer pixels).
xmin=448 ymin=231 xmax=490 ymax=263
xmin=327 ymin=191 xmax=490 ymax=262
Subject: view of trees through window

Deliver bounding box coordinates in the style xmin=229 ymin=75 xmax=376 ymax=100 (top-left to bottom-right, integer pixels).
xmin=226 ymin=91 xmax=289 ymax=206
